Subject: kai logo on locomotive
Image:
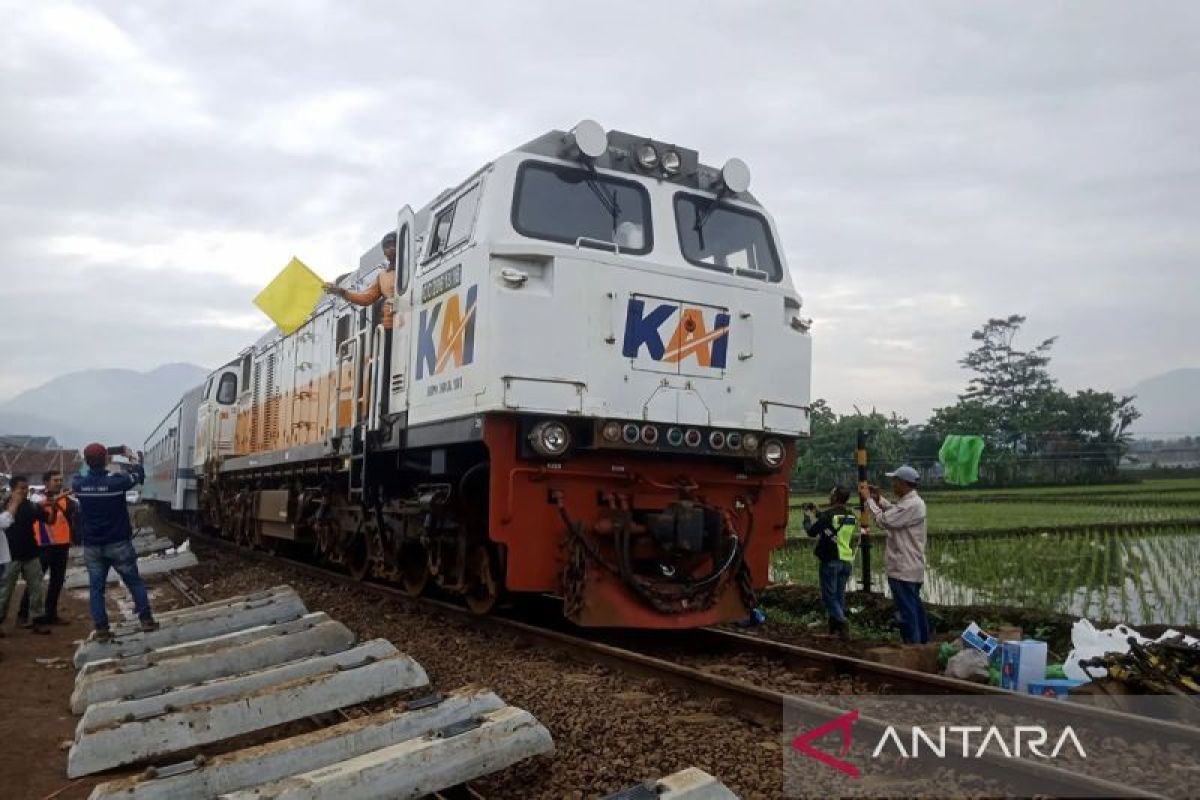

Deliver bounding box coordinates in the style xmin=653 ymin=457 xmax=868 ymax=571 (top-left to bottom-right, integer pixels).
xmin=417 ymin=284 xmax=478 ymax=380
xmin=622 ymin=297 xmax=731 ymax=369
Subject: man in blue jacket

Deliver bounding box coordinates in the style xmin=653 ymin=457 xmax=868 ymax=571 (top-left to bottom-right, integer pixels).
xmin=72 ymin=443 xmax=158 ymax=642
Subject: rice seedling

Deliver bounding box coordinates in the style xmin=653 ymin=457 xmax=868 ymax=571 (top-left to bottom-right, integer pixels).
xmin=771 ymin=525 xmax=1200 ymax=626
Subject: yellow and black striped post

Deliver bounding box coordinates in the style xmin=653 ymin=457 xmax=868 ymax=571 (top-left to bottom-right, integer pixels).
xmin=856 ymin=429 xmax=872 ymax=592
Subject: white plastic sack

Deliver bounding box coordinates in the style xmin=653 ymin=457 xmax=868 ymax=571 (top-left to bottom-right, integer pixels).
xmin=1064 ymin=618 xmax=1199 ymax=681
xmin=945 ymin=648 xmax=991 ymax=683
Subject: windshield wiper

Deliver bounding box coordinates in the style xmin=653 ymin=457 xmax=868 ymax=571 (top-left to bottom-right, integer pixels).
xmin=583 ymin=164 xmax=621 ymax=237
xmin=693 ymin=195 xmax=723 ymax=250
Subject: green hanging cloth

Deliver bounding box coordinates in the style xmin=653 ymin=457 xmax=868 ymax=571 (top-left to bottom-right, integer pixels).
xmin=938 ymin=434 xmax=985 ymax=485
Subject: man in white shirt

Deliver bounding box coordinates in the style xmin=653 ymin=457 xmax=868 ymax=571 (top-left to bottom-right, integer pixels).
xmin=861 ymin=465 xmax=929 ymax=644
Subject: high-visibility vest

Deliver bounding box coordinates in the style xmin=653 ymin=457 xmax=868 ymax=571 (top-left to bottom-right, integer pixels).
xmin=831 ymin=513 xmax=858 ymax=563
xmin=36 ymin=496 xmax=73 ymax=546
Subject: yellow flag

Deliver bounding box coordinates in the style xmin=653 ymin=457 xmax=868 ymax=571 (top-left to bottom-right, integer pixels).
xmin=253 ymin=257 xmax=325 ymax=335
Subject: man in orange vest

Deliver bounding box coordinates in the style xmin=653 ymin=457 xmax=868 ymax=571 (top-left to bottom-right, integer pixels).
xmin=17 ymin=469 xmax=76 ymax=626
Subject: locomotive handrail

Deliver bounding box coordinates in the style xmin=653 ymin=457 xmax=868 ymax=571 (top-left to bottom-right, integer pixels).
xmin=367 ymin=323 xmax=386 ymax=430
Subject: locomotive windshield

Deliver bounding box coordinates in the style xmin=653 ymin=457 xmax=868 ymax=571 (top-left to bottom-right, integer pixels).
xmin=512 ymin=161 xmax=652 ymax=254
xmin=674 ymin=193 xmax=782 ymax=282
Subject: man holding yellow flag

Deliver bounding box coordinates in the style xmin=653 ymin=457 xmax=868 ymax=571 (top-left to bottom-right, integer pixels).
xmin=324 ymin=231 xmax=399 ymax=330
xmin=324 ymin=231 xmax=399 ymax=415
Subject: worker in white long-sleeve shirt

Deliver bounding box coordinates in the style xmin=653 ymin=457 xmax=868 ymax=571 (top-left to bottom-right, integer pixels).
xmin=861 ymin=465 xmax=929 ymax=644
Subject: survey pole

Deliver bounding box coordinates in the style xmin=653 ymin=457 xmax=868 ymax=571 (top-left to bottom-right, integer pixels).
xmin=856 ymin=428 xmax=872 ymax=592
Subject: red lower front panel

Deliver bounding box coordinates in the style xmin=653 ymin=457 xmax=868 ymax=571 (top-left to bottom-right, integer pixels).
xmin=483 ymin=416 xmax=791 ymax=628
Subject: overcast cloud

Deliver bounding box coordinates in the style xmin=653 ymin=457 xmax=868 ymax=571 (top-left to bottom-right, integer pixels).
xmin=1 ymin=1 xmax=1196 ymax=424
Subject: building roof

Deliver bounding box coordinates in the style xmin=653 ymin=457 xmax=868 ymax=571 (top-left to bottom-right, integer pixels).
xmin=0 ymin=434 xmax=61 ymax=451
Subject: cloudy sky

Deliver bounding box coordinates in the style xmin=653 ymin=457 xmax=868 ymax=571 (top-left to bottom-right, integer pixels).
xmin=1 ymin=1 xmax=1196 ymax=424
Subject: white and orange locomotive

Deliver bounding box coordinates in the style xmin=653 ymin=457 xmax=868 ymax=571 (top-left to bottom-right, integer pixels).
xmin=145 ymin=121 xmax=813 ymax=628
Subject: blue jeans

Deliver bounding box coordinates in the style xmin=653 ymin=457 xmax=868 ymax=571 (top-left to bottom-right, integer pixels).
xmin=818 ymin=560 xmax=853 ymax=623
xmin=83 ymin=539 xmax=153 ymax=630
xmin=888 ymin=577 xmax=929 ymax=644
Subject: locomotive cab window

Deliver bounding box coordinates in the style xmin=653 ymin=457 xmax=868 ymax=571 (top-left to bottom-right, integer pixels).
xmin=674 ymin=193 xmax=782 ymax=282
xmin=424 ymin=183 xmax=481 ymax=264
xmin=512 ymin=161 xmax=652 ymax=254
xmin=216 ymin=373 xmax=237 ymax=405
xmin=427 ymin=206 xmax=454 ymax=259
xmin=446 ymin=184 xmax=480 ymax=249
xmin=396 ymin=223 xmax=411 ymax=293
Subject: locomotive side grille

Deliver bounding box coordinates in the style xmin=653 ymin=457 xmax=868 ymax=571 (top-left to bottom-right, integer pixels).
xmin=264 ymin=352 xmax=278 ymax=447
xmin=250 ymin=360 xmax=262 ymax=450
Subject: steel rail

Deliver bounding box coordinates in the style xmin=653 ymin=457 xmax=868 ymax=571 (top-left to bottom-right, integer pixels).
xmin=162 ymin=522 xmax=1184 ymax=798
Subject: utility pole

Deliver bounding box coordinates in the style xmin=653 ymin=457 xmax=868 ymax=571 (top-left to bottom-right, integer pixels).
xmin=856 ymin=428 xmax=872 ymax=592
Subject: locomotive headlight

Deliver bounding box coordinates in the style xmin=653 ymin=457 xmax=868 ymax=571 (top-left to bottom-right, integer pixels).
xmin=684 ymin=428 xmax=702 ymax=447
xmin=530 ymin=420 xmax=572 ymax=458
xmin=571 ymin=119 xmax=608 ymax=160
xmin=640 ymin=424 xmax=659 ymax=445
xmin=666 ymin=427 xmax=684 ymax=446
xmin=635 ymin=142 xmax=659 ymax=171
xmin=622 ymin=423 xmax=641 ymax=444
xmin=760 ymin=438 xmax=786 ymax=469
xmin=721 ymin=157 xmax=752 ymax=193
xmin=726 ymin=432 xmax=743 ymax=450
xmin=708 ymin=431 xmax=726 ymax=450
xmin=661 ymin=149 xmax=682 ymax=175
xmin=742 ymin=432 xmax=760 ymax=452
xmin=601 ymin=420 xmax=621 ymax=442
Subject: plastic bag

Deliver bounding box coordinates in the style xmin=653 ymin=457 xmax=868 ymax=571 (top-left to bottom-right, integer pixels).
xmin=945 ymin=648 xmax=991 ymax=683
xmin=1064 ymin=618 xmax=1199 ymax=681
xmin=938 ymin=641 xmax=961 ymax=671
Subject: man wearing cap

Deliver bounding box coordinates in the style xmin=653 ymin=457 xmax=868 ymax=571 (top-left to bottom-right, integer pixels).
xmin=323 ymin=231 xmax=400 ymax=330
xmin=803 ymin=486 xmax=858 ymax=640
xmin=72 ymin=444 xmax=158 ymax=642
xmin=861 ymin=465 xmax=929 ymax=644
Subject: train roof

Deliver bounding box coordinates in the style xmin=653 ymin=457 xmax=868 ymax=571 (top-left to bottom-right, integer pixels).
xmin=512 ymin=127 xmax=762 ymax=207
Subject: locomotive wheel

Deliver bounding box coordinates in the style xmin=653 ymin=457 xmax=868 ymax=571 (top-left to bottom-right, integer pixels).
xmin=399 ymin=542 xmax=430 ymax=598
xmin=348 ymin=532 xmax=371 ymax=581
xmin=464 ymin=543 xmax=500 ymax=615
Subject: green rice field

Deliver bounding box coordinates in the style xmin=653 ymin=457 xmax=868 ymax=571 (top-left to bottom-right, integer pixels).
xmin=774 ymin=477 xmax=1200 ymax=625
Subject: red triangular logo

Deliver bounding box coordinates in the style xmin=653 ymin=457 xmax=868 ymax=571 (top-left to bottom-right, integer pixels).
xmin=791 ymin=709 xmax=861 ymax=778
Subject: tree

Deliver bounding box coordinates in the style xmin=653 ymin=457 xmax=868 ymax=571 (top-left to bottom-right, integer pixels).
xmin=927 ymin=314 xmax=1141 ymax=484
xmin=958 ymin=314 xmax=1057 ymax=445
xmin=793 ymin=402 xmax=911 ymax=489
xmin=1067 ymin=390 xmax=1141 ymax=443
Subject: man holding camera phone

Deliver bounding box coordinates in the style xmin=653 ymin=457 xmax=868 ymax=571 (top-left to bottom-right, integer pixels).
xmin=73 ymin=443 xmax=158 ymax=643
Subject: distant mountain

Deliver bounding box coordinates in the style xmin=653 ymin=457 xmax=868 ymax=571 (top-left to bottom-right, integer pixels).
xmin=0 ymin=363 xmax=209 ymax=449
xmin=1127 ymin=368 xmax=1200 ymax=438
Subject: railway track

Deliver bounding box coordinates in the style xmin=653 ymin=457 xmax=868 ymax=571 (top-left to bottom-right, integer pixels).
xmin=154 ymin=513 xmax=1199 ymax=798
